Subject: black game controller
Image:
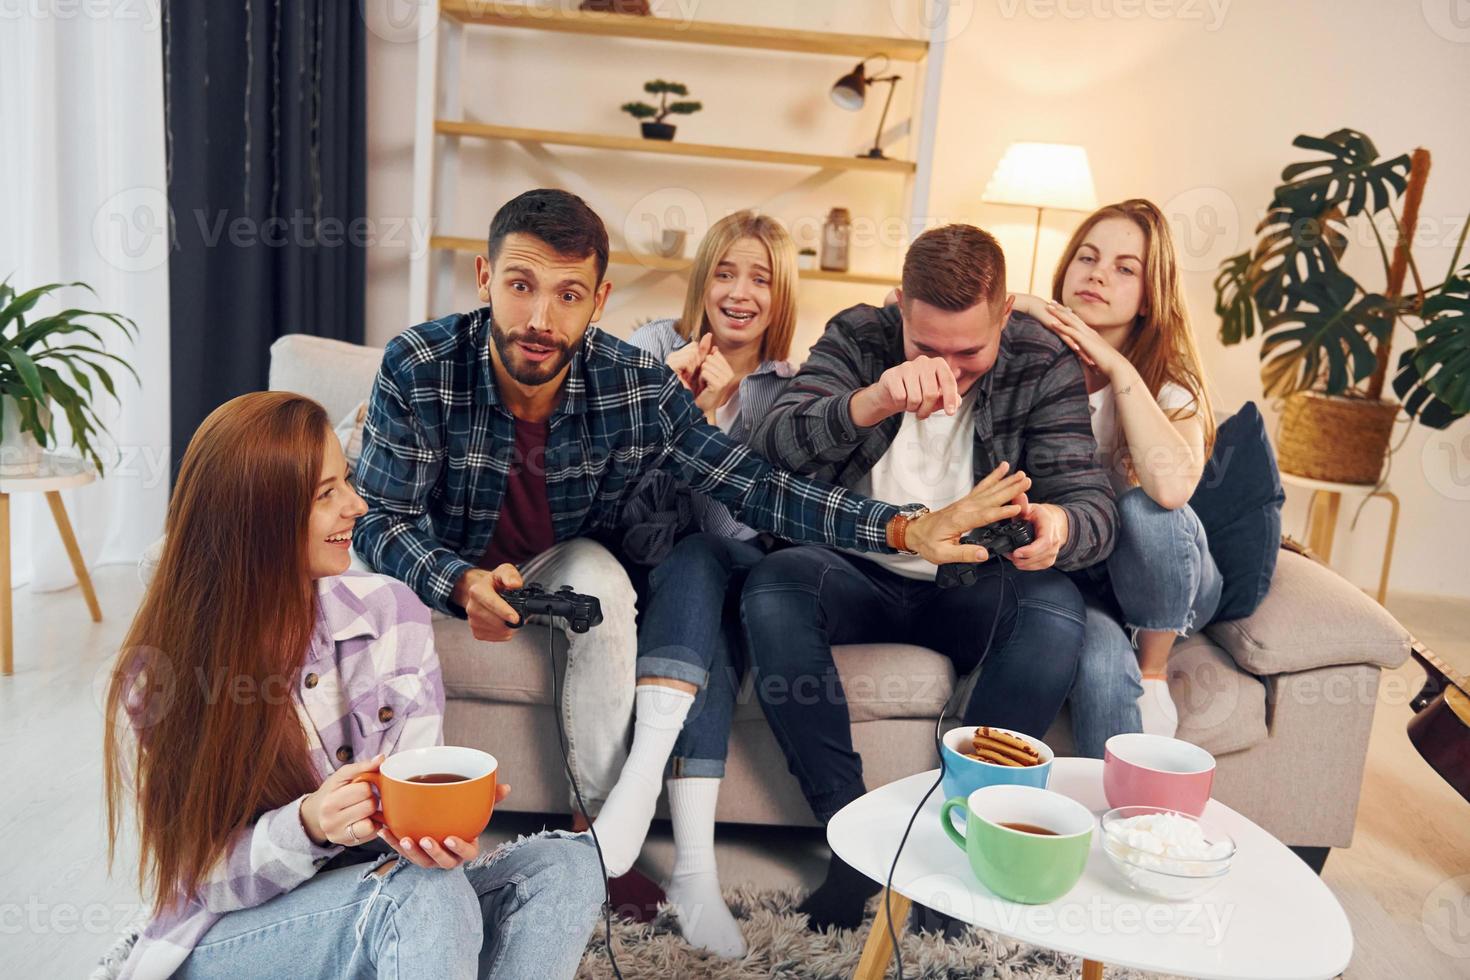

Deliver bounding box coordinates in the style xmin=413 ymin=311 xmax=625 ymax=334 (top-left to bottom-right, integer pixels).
xmin=502 ymin=583 xmax=604 ymax=633
xmin=935 ymin=519 xmax=1036 ymax=589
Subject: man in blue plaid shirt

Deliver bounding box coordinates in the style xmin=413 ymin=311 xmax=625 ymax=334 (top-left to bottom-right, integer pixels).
xmin=353 ymin=189 xmax=1031 ymax=894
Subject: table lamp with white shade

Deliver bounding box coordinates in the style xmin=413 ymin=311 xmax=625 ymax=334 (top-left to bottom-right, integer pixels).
xmin=981 ymin=142 xmax=1099 ymax=291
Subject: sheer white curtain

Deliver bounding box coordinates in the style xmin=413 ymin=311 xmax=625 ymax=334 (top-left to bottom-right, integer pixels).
xmin=0 ymin=3 xmax=170 ymax=593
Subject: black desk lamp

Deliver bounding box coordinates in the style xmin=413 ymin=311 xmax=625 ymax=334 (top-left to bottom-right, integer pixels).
xmin=831 ymin=55 xmax=901 ymax=160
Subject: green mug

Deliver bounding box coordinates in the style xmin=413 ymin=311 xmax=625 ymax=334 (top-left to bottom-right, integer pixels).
xmin=940 ymin=784 xmax=1094 ymax=905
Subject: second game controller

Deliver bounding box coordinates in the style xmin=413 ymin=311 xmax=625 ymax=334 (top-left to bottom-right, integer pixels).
xmin=935 ymin=518 xmax=1036 ymax=589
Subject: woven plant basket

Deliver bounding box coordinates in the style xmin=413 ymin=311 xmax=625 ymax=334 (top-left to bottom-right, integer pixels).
xmin=1277 ymin=391 xmax=1399 ymax=484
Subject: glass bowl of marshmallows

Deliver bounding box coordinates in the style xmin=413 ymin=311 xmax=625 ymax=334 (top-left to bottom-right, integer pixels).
xmin=1101 ymin=806 xmax=1236 ymax=900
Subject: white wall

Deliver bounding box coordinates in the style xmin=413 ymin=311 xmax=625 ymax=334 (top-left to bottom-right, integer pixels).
xmin=363 ymin=0 xmax=1470 ymax=598
xmin=1 ymin=3 xmax=172 ymax=585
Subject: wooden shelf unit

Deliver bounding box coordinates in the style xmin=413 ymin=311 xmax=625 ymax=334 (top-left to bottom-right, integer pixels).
xmin=434 ymin=120 xmax=917 ymax=173
xmin=411 ymin=1 xmax=953 ymax=319
xmin=438 ymin=0 xmax=930 ymax=61
xmin=431 ymin=235 xmax=901 ymax=288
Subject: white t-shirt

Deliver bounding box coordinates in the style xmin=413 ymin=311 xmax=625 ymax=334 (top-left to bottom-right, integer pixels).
xmin=1088 ymin=381 xmax=1196 ymax=496
xmin=851 ymin=390 xmax=978 ymax=581
xmin=713 ymin=387 xmax=742 ymax=434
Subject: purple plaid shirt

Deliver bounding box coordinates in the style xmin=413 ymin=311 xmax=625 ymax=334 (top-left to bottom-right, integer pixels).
xmin=117 ymin=573 xmax=443 ymax=980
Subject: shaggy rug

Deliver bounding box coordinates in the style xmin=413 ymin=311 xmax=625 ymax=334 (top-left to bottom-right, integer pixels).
xmin=91 ymin=885 xmax=1183 ymax=979
xmin=575 ymin=886 xmax=1178 ymax=979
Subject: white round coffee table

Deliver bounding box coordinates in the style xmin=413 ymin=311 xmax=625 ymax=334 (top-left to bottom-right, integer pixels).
xmin=830 ymin=758 xmax=1352 ymax=979
xmin=0 ymin=454 xmax=103 ymax=675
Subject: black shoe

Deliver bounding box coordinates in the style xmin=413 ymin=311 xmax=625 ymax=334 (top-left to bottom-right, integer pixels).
xmin=909 ymin=901 xmax=968 ymax=939
xmin=797 ymin=851 xmax=883 ymax=932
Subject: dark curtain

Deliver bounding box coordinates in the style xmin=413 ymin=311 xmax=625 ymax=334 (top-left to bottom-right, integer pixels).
xmin=163 ymin=0 xmax=366 ymax=475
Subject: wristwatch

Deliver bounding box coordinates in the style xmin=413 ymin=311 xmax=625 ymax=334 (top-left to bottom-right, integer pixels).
xmin=887 ymin=503 xmax=931 ymax=555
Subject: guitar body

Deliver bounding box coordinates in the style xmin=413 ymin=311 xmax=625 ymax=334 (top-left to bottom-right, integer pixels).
xmin=1408 ymin=646 xmax=1470 ymax=805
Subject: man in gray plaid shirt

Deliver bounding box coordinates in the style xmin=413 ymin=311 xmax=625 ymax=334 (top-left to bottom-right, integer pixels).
xmin=353 ymin=190 xmax=1033 ymax=900
xmin=742 ymin=224 xmax=1119 ymax=931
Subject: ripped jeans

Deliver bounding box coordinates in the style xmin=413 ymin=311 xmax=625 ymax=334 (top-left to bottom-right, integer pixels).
xmin=1068 ymin=487 xmax=1224 ymax=758
xmin=175 ymin=832 xmax=603 ymax=980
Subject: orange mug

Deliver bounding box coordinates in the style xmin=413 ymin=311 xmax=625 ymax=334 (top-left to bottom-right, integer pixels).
xmin=352 ymin=746 xmax=499 ymax=844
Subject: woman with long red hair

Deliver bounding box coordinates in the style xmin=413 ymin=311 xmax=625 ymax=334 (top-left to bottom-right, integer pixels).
xmin=104 ymin=391 xmax=602 ymax=979
xmin=1012 ymin=199 xmax=1221 ymax=749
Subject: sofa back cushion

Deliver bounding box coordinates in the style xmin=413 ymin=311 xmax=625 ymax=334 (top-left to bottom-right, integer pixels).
xmin=268 ymin=334 xmax=383 ymax=422
xmin=1189 ymin=402 xmax=1284 ymax=622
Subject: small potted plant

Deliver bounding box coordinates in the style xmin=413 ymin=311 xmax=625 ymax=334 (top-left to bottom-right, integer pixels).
xmin=0 ymin=277 xmax=139 ymax=477
xmin=798 ymin=248 xmax=818 ymax=271
xmin=621 ymin=79 xmax=702 ymax=141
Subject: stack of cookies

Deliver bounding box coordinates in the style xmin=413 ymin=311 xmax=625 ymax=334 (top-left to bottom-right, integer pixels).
xmin=964 ymin=727 xmax=1043 ymax=767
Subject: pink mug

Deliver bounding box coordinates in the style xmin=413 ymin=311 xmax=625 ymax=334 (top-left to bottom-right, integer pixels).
xmin=1103 ymin=733 xmax=1216 ymax=816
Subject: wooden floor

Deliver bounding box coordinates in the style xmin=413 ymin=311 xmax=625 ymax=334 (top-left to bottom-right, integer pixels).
xmin=1319 ymin=593 xmax=1470 ymax=980
xmin=1 ymin=566 xmax=1466 ymax=978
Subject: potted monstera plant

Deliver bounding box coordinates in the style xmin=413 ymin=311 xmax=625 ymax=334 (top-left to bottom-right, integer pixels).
xmin=0 ymin=278 xmax=139 ymax=477
xmin=621 ymin=79 xmax=702 ymax=141
xmin=1214 ymin=129 xmax=1469 ymax=484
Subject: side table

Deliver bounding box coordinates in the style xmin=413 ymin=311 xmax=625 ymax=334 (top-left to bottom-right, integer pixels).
xmin=0 ymin=454 xmax=103 ymax=675
xmin=1280 ymin=471 xmax=1399 ymax=604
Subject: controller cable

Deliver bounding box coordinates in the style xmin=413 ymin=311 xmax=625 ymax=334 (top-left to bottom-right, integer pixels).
xmin=543 ymin=617 xmax=625 ymax=980
xmin=882 ymin=558 xmax=1008 ymax=980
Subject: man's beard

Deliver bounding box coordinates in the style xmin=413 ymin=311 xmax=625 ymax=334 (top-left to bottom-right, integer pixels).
xmin=490 ymin=316 xmax=574 ymax=386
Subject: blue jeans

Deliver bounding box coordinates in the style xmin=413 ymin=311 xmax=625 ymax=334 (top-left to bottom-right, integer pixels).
xmin=636 ymin=532 xmax=765 ymax=778
xmin=1069 ymin=488 xmax=1224 ymax=758
xmin=176 ymin=832 xmax=603 ymax=980
xmin=741 ymin=546 xmax=1086 ymax=822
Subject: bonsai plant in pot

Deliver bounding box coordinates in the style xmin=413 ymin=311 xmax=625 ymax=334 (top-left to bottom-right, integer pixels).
xmin=0 ymin=278 xmax=140 ymax=477
xmin=621 ymin=80 xmax=702 ymax=141
xmin=1214 ymin=129 xmax=1469 ymax=484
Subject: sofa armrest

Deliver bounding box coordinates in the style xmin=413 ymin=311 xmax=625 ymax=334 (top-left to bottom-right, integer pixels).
xmin=1204 ymin=549 xmax=1411 ymax=676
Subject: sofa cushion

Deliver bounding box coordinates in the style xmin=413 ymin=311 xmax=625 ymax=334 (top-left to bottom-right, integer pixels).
xmin=436 ymin=615 xmax=563 ymax=705
xmin=732 ymin=644 xmax=956 ymax=725
xmin=333 ymin=400 xmax=368 ymax=468
xmin=1205 ymin=549 xmax=1411 ymax=675
xmin=1038 ymin=634 xmax=1269 ymax=759
xmin=1189 ymin=402 xmax=1284 ymax=622
xmin=1168 ymin=633 xmax=1269 ymax=756
xmin=439 ymin=612 xmax=960 ymax=726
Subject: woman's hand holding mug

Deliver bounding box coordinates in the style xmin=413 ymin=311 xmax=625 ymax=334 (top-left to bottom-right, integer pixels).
xmin=301 ymin=750 xmax=511 ymax=870
xmin=299 ymin=753 xmax=387 ymax=848
xmin=375 ymin=783 xmax=512 ymax=870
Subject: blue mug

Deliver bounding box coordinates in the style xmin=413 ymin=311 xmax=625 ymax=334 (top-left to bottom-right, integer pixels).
xmin=940 ymin=725 xmax=1053 ymax=826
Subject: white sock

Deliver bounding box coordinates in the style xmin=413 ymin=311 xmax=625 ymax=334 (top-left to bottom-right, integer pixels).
xmin=1138 ymin=676 xmax=1179 ymax=739
xmin=593 ymin=684 xmax=694 ymax=877
xmin=666 ymin=777 xmax=747 ymax=958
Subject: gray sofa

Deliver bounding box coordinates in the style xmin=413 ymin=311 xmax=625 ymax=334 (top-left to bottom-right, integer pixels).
xmin=269 ymin=333 xmax=1412 ymax=851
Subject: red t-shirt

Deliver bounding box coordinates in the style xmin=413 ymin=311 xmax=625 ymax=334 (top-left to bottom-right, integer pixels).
xmin=479 ymin=418 xmax=555 ymax=570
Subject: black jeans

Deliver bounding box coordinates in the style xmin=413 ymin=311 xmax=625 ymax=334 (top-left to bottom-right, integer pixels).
xmin=741 ymin=546 xmax=1086 ymax=822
